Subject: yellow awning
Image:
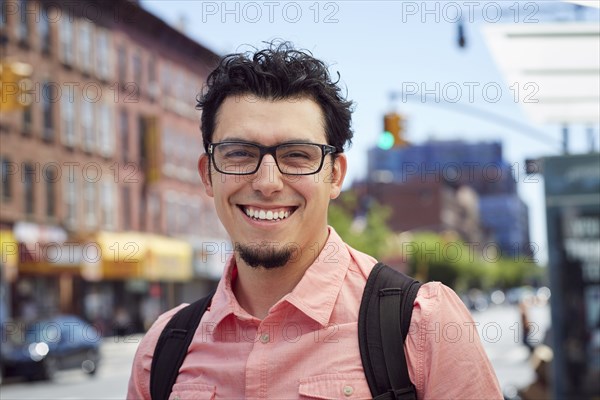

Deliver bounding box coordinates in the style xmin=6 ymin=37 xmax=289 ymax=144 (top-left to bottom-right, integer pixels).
xmin=144 ymin=235 xmax=193 ymax=281
xmin=0 ymin=230 xmax=18 ymax=281
xmin=94 ymin=232 xmax=192 ymax=281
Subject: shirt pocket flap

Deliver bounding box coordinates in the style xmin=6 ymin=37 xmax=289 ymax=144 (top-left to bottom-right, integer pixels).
xmin=168 ymin=383 xmax=216 ymax=400
xmin=298 ymin=373 xmax=371 ymax=399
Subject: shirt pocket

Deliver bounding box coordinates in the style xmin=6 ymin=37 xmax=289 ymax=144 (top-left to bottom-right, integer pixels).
xmin=298 ymin=373 xmax=372 ymax=399
xmin=168 ymin=383 xmax=216 ymax=400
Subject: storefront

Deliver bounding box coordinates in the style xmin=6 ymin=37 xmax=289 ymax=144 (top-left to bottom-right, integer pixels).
xmin=11 ymin=222 xmax=77 ymax=321
xmin=83 ymin=232 xmax=193 ymax=334
xmin=0 ymin=230 xmax=18 ymax=323
xmin=173 ymin=237 xmax=229 ymax=308
xmin=7 ymin=225 xmax=194 ymax=334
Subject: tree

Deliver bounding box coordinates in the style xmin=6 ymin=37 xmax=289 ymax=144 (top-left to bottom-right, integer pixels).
xmin=328 ymin=191 xmax=393 ymax=259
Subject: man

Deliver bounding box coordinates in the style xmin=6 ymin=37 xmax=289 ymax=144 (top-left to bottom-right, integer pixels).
xmin=128 ymin=42 xmax=502 ymax=399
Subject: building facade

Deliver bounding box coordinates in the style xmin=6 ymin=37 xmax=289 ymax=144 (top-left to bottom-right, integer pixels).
xmin=479 ymin=194 xmax=531 ymax=259
xmin=366 ymin=139 xmax=531 ymax=258
xmin=361 ymin=179 xmax=484 ymax=245
xmin=0 ymin=0 xmax=227 ymax=332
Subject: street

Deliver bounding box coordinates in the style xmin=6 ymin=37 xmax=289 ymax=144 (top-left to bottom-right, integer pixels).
xmin=0 ymin=304 xmax=550 ymax=399
xmin=0 ymin=335 xmax=142 ymax=400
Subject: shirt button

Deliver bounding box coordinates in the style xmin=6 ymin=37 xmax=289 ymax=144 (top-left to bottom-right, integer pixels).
xmin=343 ymin=385 xmax=354 ymax=396
xmin=259 ymin=332 xmax=270 ymax=343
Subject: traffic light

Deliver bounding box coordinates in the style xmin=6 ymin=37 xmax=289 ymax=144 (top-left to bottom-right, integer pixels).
xmin=378 ymin=112 xmax=408 ymax=149
xmin=457 ymin=20 xmax=466 ymax=48
xmin=0 ymin=62 xmax=33 ymax=111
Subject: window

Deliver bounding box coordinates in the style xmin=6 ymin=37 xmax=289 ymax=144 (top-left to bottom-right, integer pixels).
xmin=117 ymin=45 xmax=127 ymax=84
xmin=148 ymin=191 xmax=161 ymax=232
xmin=120 ymin=109 xmax=129 ymax=162
xmin=98 ymin=103 xmax=113 ymax=157
xmin=190 ymin=202 xmax=201 ymax=235
xmin=133 ymin=51 xmax=142 ymax=96
xmin=174 ymin=70 xmax=183 ymax=102
xmin=84 ymin=180 xmax=97 ymax=229
xmin=101 ymin=181 xmax=115 ymax=230
xmin=78 ymin=20 xmax=93 ymax=74
xmin=39 ymin=6 xmax=51 ymax=54
xmin=64 ymin=175 xmax=77 ymax=229
xmin=148 ymin=55 xmax=157 ymax=101
xmin=81 ymin=99 xmax=95 ymax=152
xmin=22 ymin=103 xmax=32 ymax=134
xmin=44 ymin=166 xmax=56 ymax=217
xmin=122 ymin=186 xmax=131 ymax=230
xmin=61 ymin=93 xmax=75 ymax=147
xmin=17 ymin=0 xmax=28 ymax=43
xmin=165 ymin=192 xmax=176 ymax=235
xmin=1 ymin=157 xmax=12 ymax=201
xmin=95 ymin=29 xmax=110 ymax=80
xmin=59 ymin=16 xmax=74 ymax=65
xmin=42 ymin=82 xmax=55 ymax=141
xmin=179 ymin=200 xmax=190 ymax=235
xmin=161 ymin=128 xmax=176 ymax=177
xmin=0 ymin=0 xmax=5 ymax=29
xmin=160 ymin=63 xmax=170 ymax=99
xmin=138 ymin=115 xmax=147 ymax=169
xmin=24 ymin=162 xmax=35 ymax=215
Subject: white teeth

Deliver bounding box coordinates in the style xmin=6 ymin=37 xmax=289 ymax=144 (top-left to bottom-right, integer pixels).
xmin=244 ymin=207 xmax=293 ymax=221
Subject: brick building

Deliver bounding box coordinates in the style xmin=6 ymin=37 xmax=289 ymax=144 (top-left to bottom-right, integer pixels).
xmin=360 ymin=179 xmax=484 ymax=245
xmin=0 ymin=0 xmax=227 ymax=331
xmin=367 ymin=139 xmax=531 ymax=258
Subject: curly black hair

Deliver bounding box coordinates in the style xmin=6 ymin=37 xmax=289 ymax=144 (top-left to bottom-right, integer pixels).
xmin=196 ymin=41 xmax=354 ymax=153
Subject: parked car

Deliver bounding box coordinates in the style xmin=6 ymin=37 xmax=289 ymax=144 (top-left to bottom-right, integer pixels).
xmin=1 ymin=315 xmax=101 ymax=381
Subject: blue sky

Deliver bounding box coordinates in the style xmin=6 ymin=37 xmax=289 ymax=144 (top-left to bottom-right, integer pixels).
xmin=140 ymin=0 xmax=599 ymax=265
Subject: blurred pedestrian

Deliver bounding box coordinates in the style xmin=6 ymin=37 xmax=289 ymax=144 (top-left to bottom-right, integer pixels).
xmin=128 ymin=41 xmax=503 ymax=400
xmin=518 ymin=344 xmax=553 ymax=400
xmin=520 ymin=299 xmax=535 ymax=353
xmin=114 ymin=307 xmax=131 ymax=337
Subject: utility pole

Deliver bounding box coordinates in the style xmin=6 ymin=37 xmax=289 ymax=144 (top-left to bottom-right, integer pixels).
xmin=562 ymin=124 xmax=570 ymax=155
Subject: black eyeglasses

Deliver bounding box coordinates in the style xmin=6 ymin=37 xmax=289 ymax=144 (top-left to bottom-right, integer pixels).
xmin=208 ymin=141 xmax=338 ymax=176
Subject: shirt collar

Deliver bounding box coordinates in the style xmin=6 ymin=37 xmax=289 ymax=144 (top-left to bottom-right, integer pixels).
xmin=206 ymin=226 xmax=351 ymax=328
xmin=204 ymin=257 xmax=250 ymax=327
xmin=283 ymin=227 xmax=350 ymax=326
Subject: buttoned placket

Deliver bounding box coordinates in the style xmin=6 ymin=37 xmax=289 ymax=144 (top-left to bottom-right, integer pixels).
xmin=244 ymin=317 xmax=280 ymax=399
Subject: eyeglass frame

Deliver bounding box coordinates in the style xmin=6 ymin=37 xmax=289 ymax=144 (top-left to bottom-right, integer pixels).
xmin=207 ymin=141 xmax=339 ymax=176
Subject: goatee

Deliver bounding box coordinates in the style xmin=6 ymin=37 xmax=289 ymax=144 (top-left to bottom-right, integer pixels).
xmin=236 ymin=242 xmax=296 ymax=269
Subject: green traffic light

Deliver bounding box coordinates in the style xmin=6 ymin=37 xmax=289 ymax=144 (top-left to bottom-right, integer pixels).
xmin=377 ymin=131 xmax=394 ymax=150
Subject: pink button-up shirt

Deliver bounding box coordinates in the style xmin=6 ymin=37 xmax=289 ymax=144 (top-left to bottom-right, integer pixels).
xmin=128 ymin=228 xmax=502 ymax=399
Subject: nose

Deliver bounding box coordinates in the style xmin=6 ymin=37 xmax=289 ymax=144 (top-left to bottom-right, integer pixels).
xmin=250 ymin=154 xmax=284 ymax=196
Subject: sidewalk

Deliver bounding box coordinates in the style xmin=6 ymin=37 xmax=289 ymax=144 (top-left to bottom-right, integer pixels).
xmin=472 ymin=303 xmax=551 ymax=395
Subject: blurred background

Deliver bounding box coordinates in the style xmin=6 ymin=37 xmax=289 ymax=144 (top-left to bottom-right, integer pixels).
xmin=0 ymin=0 xmax=598 ymax=398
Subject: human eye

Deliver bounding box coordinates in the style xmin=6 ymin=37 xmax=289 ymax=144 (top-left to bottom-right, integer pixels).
xmin=283 ymin=150 xmax=311 ymax=159
xmin=220 ymin=144 xmax=257 ymax=159
xmin=279 ymin=145 xmax=318 ymax=160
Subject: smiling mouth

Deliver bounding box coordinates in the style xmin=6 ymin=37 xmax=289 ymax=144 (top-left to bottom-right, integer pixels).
xmin=239 ymin=205 xmax=297 ymax=221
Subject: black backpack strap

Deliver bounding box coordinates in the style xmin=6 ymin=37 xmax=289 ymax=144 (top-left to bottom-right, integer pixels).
xmin=358 ymin=262 xmax=423 ymax=400
xmin=150 ymin=290 xmax=216 ymax=400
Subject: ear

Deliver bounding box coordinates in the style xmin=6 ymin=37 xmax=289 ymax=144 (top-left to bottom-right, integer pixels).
xmin=329 ymin=154 xmax=347 ymax=200
xmin=198 ymin=154 xmax=214 ymax=197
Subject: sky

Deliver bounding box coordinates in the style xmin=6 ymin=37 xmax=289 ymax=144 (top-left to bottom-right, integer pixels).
xmin=140 ymin=0 xmax=600 ymax=266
